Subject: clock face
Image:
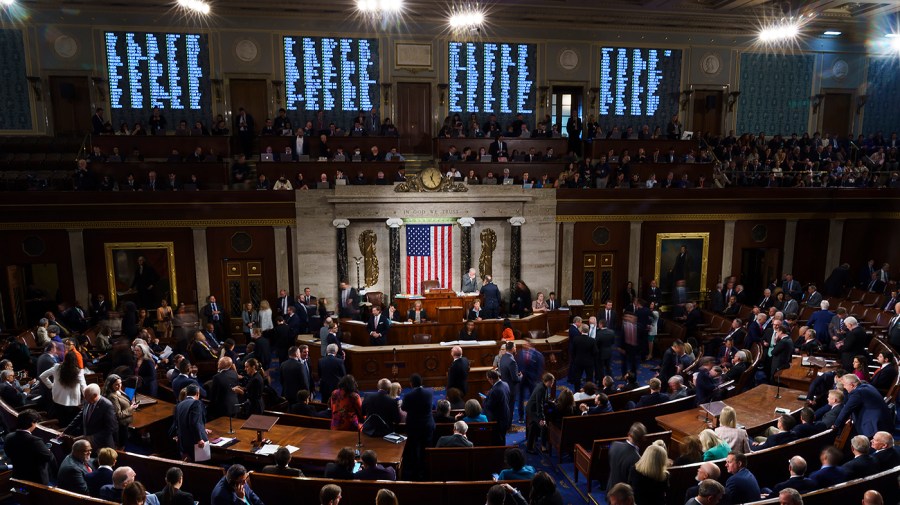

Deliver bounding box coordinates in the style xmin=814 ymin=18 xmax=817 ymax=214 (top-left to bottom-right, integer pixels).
xmin=421 ymin=167 xmax=443 ymax=189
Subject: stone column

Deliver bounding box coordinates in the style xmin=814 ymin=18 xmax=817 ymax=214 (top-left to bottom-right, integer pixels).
xmin=67 ymin=229 xmax=89 ymax=305
xmin=824 ymin=219 xmax=844 ymax=280
xmin=192 ymin=228 xmax=210 ymax=302
xmin=273 ymin=226 xmax=290 ymax=294
xmin=722 ymin=220 xmax=736 ymax=280
xmin=508 ymin=217 xmax=526 ymax=299
xmin=289 ymin=225 xmax=299 ymax=295
xmin=560 ymin=222 xmax=574 ymax=302
xmin=458 ymin=217 xmax=475 ymax=274
xmin=628 ymin=221 xmax=642 ymax=286
xmin=782 ymin=219 xmax=798 ymax=276
xmin=386 ymin=218 xmax=403 ymax=302
xmin=333 ymin=219 xmax=350 ymax=289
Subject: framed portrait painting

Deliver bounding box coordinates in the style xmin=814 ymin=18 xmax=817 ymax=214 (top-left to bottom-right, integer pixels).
xmin=654 ymin=233 xmax=709 ymax=302
xmin=104 ymin=242 xmax=177 ymax=310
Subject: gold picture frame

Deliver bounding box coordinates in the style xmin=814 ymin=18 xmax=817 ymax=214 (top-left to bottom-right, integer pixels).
xmin=104 ymin=242 xmax=177 ymax=310
xmin=654 ymin=232 xmax=709 ymax=300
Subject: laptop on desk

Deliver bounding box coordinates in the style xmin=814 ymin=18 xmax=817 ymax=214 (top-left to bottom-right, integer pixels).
xmin=260 ymin=153 xmax=274 ymax=162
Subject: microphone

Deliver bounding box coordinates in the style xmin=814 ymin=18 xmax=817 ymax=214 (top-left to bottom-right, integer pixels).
xmin=228 ymin=400 xmax=251 ymax=434
xmin=356 ymin=414 xmax=387 ymax=457
xmin=774 ymin=369 xmax=783 ymax=399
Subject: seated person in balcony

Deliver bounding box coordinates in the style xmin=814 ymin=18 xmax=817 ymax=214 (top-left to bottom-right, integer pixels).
xmin=543 ymin=147 xmax=557 ymax=161
xmin=317 ymin=134 xmax=331 ymax=159
xmin=293 ymin=173 xmax=308 ymax=190
xmin=367 ymin=146 xmax=384 ymax=162
xmin=443 ymin=145 xmax=461 ymax=162
xmin=464 ymin=170 xmax=480 ymax=185
xmin=483 ymin=171 xmax=498 ymax=185
xmin=489 ymin=135 xmax=509 ymax=161
xmin=374 ymin=171 xmax=391 ymax=185
xmin=174 ymin=120 xmax=191 ymax=136
xmin=272 ymin=175 xmax=292 ymax=190
xmin=350 ymin=171 xmax=368 ymax=186
xmin=380 ymin=118 xmax=399 ymax=136
xmin=349 ymin=121 xmax=367 ymax=136
xmin=231 ymin=155 xmax=250 ymax=185
xmin=446 ymin=167 xmax=462 ymax=181
xmin=255 ymin=173 xmax=270 ymax=191
xmin=384 ymin=147 xmax=405 ymax=162
xmin=407 ymin=301 xmax=427 ymax=323
xmin=332 ymin=147 xmax=347 ymax=162
xmin=211 ymin=118 xmax=229 ymax=136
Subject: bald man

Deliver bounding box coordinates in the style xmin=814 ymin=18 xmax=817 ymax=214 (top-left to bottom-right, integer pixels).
xmin=208 ymin=357 xmax=240 ymax=418
xmin=63 ymin=383 xmax=117 ymax=450
xmin=862 ymin=490 xmax=883 ymax=505
xmin=447 ymin=345 xmax=470 ymax=395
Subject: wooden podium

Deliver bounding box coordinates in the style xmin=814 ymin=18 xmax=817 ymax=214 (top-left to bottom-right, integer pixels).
xmin=242 ymin=414 xmax=280 ymax=448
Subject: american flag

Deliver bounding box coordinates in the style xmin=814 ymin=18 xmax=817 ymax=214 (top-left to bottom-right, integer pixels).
xmin=406 ymin=224 xmax=453 ymax=295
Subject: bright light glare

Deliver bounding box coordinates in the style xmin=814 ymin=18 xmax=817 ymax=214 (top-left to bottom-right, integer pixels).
xmin=891 ymin=37 xmax=900 ymax=52
xmin=449 ymin=9 xmax=485 ymax=29
xmin=823 ymin=31 xmax=841 ymax=36
xmin=0 ymin=0 xmax=15 ymax=6
xmin=176 ymin=0 xmax=210 ymax=15
xmin=886 ymin=33 xmax=899 ymax=38
xmin=758 ymin=20 xmax=800 ymax=42
xmin=357 ymin=0 xmax=403 ymax=13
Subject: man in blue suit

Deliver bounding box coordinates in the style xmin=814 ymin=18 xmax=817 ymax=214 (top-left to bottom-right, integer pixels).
xmin=211 ymin=464 xmax=263 ymax=505
xmin=366 ymin=305 xmax=389 ymax=346
xmin=807 ymin=301 xmax=835 ymax=347
xmin=175 ymin=384 xmax=208 ymax=461
xmin=808 ymin=446 xmax=847 ymax=488
xmin=480 ymin=275 xmax=502 ymax=319
xmin=724 ymin=451 xmax=760 ymax=505
xmin=484 ymin=369 xmax=511 ymax=446
xmin=400 ymin=374 xmax=434 ymax=480
xmin=832 ymin=374 xmax=892 ymax=437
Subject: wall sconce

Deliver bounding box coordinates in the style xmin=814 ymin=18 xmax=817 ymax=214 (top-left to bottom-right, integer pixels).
xmin=589 ymin=87 xmax=599 ymax=108
xmin=437 ymin=83 xmax=448 ymax=106
xmin=856 ymin=95 xmax=867 ymax=115
xmin=26 ymin=76 xmax=42 ymax=102
xmin=91 ymin=76 xmax=106 ymax=101
xmin=727 ymin=91 xmax=741 ymax=112
xmin=381 ymin=82 xmax=392 ymax=106
xmin=810 ymin=94 xmax=825 ymax=114
xmin=211 ymin=79 xmax=223 ymax=102
xmin=538 ymin=86 xmax=550 ymax=109
xmin=679 ymin=89 xmax=694 ymax=111
xmin=271 ymin=80 xmax=283 ymax=106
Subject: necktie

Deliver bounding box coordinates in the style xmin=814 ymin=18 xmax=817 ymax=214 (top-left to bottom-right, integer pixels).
xmin=85 ymin=402 xmax=94 ymax=423
xmin=84 ymin=461 xmax=92 ymax=473
xmin=606 ymin=310 xmax=611 ymax=323
xmin=374 ymin=316 xmax=379 ymax=328
xmin=625 ymin=323 xmax=636 ymax=346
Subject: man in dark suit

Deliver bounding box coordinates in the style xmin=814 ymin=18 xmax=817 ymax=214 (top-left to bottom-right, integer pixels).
xmin=280 ymin=346 xmax=311 ymax=407
xmin=99 ymin=466 xmax=137 ymax=502
xmin=318 ymin=343 xmax=346 ymax=405
xmin=4 ymin=409 xmax=56 ymax=485
xmin=841 ymin=435 xmax=879 ymax=480
xmin=353 ymin=450 xmax=397 ymax=481
xmin=597 ymin=300 xmax=616 ymax=331
xmin=57 ymin=439 xmax=95 ymax=494
xmin=362 ymin=379 xmax=401 ymax=431
xmin=525 ymin=373 xmax=554 ymax=454
xmin=869 ymin=351 xmax=898 ymax=392
xmin=838 ymin=317 xmax=868 ymax=370
xmin=85 ymin=447 xmax=115 ymax=497
xmin=803 ymin=285 xmax=823 ymax=307
xmin=172 ymin=359 xmax=207 ymax=399
xmin=208 ymin=357 xmax=240 ymax=419
xmin=814 ymin=389 xmax=845 ymax=428
xmin=724 ymin=451 xmax=761 ymax=504
xmin=644 ymin=280 xmax=661 ymax=306
xmin=488 ymin=135 xmax=509 ymax=160
xmin=752 ymin=414 xmax=797 ymax=451
xmin=498 ymin=341 xmax=522 ymax=421
xmin=271 ymin=315 xmax=293 ymax=363
xmin=765 ymin=456 xmax=815 ymax=498
xmin=607 ymin=422 xmax=645 ymax=490
xmin=770 ymin=327 xmax=794 ymax=381
xmin=568 ymin=324 xmax=596 ymax=392
xmin=871 ymin=431 xmax=900 ymax=471
xmin=175 ymin=384 xmax=208 ymax=460
xmin=285 ymin=305 xmax=304 ymax=336
xmin=400 ymin=374 xmax=434 ymax=480
xmin=0 ymin=370 xmax=27 ymax=407
xmin=889 ymin=306 xmax=900 ymax=350
xmin=276 ymin=289 xmax=294 ymax=316
xmin=659 ymin=340 xmax=683 ymax=385
xmin=833 ymin=373 xmax=893 ymax=437
xmin=808 ymin=446 xmax=847 ymax=488
xmin=367 ymin=305 xmax=389 ymax=346
xmin=480 ymin=275 xmax=501 ymax=319
xmin=516 ymin=341 xmax=544 ymax=424
xmin=338 ymin=280 xmax=360 ymax=319
xmin=436 ymin=421 xmax=474 ymax=447
xmin=91 ymin=108 xmax=105 ymax=134
xmin=201 ymin=295 xmax=226 ymax=338
xmin=447 ymin=345 xmax=469 ymax=395
xmin=595 ymin=319 xmax=615 ymax=380
xmin=63 ymin=384 xmax=118 ymax=451
xmin=757 ymin=289 xmax=775 ymax=310
xmin=211 ymin=464 xmax=264 ymax=505
xmin=631 ymin=378 xmax=670 ymax=408
xmin=807 ymin=302 xmax=835 ymax=347
xmin=865 ymin=272 xmax=885 ymax=293
xmin=746 ymin=313 xmax=765 ymax=348
xmin=483 ymin=369 xmax=511 ymax=447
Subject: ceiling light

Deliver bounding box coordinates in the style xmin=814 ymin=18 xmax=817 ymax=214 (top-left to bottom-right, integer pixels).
xmin=886 ymin=33 xmax=899 ymax=38
xmin=823 ymin=31 xmax=841 ymax=36
xmin=758 ymin=20 xmax=801 ymax=42
xmin=0 ymin=0 xmax=15 ymax=6
xmin=176 ymin=0 xmax=210 ymax=15
xmin=357 ymin=0 xmax=403 ymax=13
xmin=449 ymin=9 xmax=485 ymax=30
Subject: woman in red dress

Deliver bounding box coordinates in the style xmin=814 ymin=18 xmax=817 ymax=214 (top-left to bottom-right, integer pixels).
xmin=329 ymin=374 xmax=363 ymax=431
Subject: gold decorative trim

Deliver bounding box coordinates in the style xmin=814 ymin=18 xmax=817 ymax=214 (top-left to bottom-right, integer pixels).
xmin=557 ymin=212 xmax=900 ymax=222
xmin=0 ymin=219 xmax=296 ymax=230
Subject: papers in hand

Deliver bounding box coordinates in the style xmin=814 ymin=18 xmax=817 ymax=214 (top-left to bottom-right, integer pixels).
xmin=194 ymin=443 xmax=211 ymax=462
xmin=159 ymin=346 xmax=174 ymax=360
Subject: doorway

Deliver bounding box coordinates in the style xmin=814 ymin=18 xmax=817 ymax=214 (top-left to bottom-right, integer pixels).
xmin=821 ymin=92 xmax=851 ymax=138
xmin=396 ymin=82 xmax=431 ymax=154
xmin=575 ymin=252 xmax=617 ymax=315
xmin=740 ymin=248 xmax=780 ymax=303
xmin=222 ymin=259 xmax=264 ymax=341
xmin=691 ymin=90 xmax=723 ymax=136
xmin=49 ymin=76 xmax=91 ymax=136
xmin=228 ymin=78 xmax=269 ymax=155
xmin=550 ymin=86 xmax=583 ymax=133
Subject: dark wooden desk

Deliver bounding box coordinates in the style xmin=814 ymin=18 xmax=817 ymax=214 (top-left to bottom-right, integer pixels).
xmin=438 ymin=161 xmax=713 ymax=185
xmin=777 ymin=356 xmax=840 ymax=391
xmin=205 ymin=416 xmax=405 ymax=467
xmin=339 ymin=312 xmax=564 ymax=344
xmin=131 ymin=394 xmax=176 ymax=454
xmin=91 ymin=161 xmax=229 ymax=189
xmin=260 ymin=135 xmax=400 ymax=156
xmin=589 ymin=139 xmax=695 ymax=158
xmin=299 ymin=334 xmax=570 ymax=391
xmin=254 ymin=161 xmax=405 ymax=186
xmin=393 ymin=293 xmax=481 ymax=321
xmin=93 ymin=135 xmax=232 ymax=159
xmin=656 ymin=385 xmax=807 ymax=450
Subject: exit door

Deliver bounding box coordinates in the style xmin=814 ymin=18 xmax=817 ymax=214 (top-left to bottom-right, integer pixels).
xmin=740 ymin=248 xmax=780 ymax=303
xmin=576 ymin=252 xmax=616 ymax=315
xmin=223 ymin=259 xmax=263 ymax=342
